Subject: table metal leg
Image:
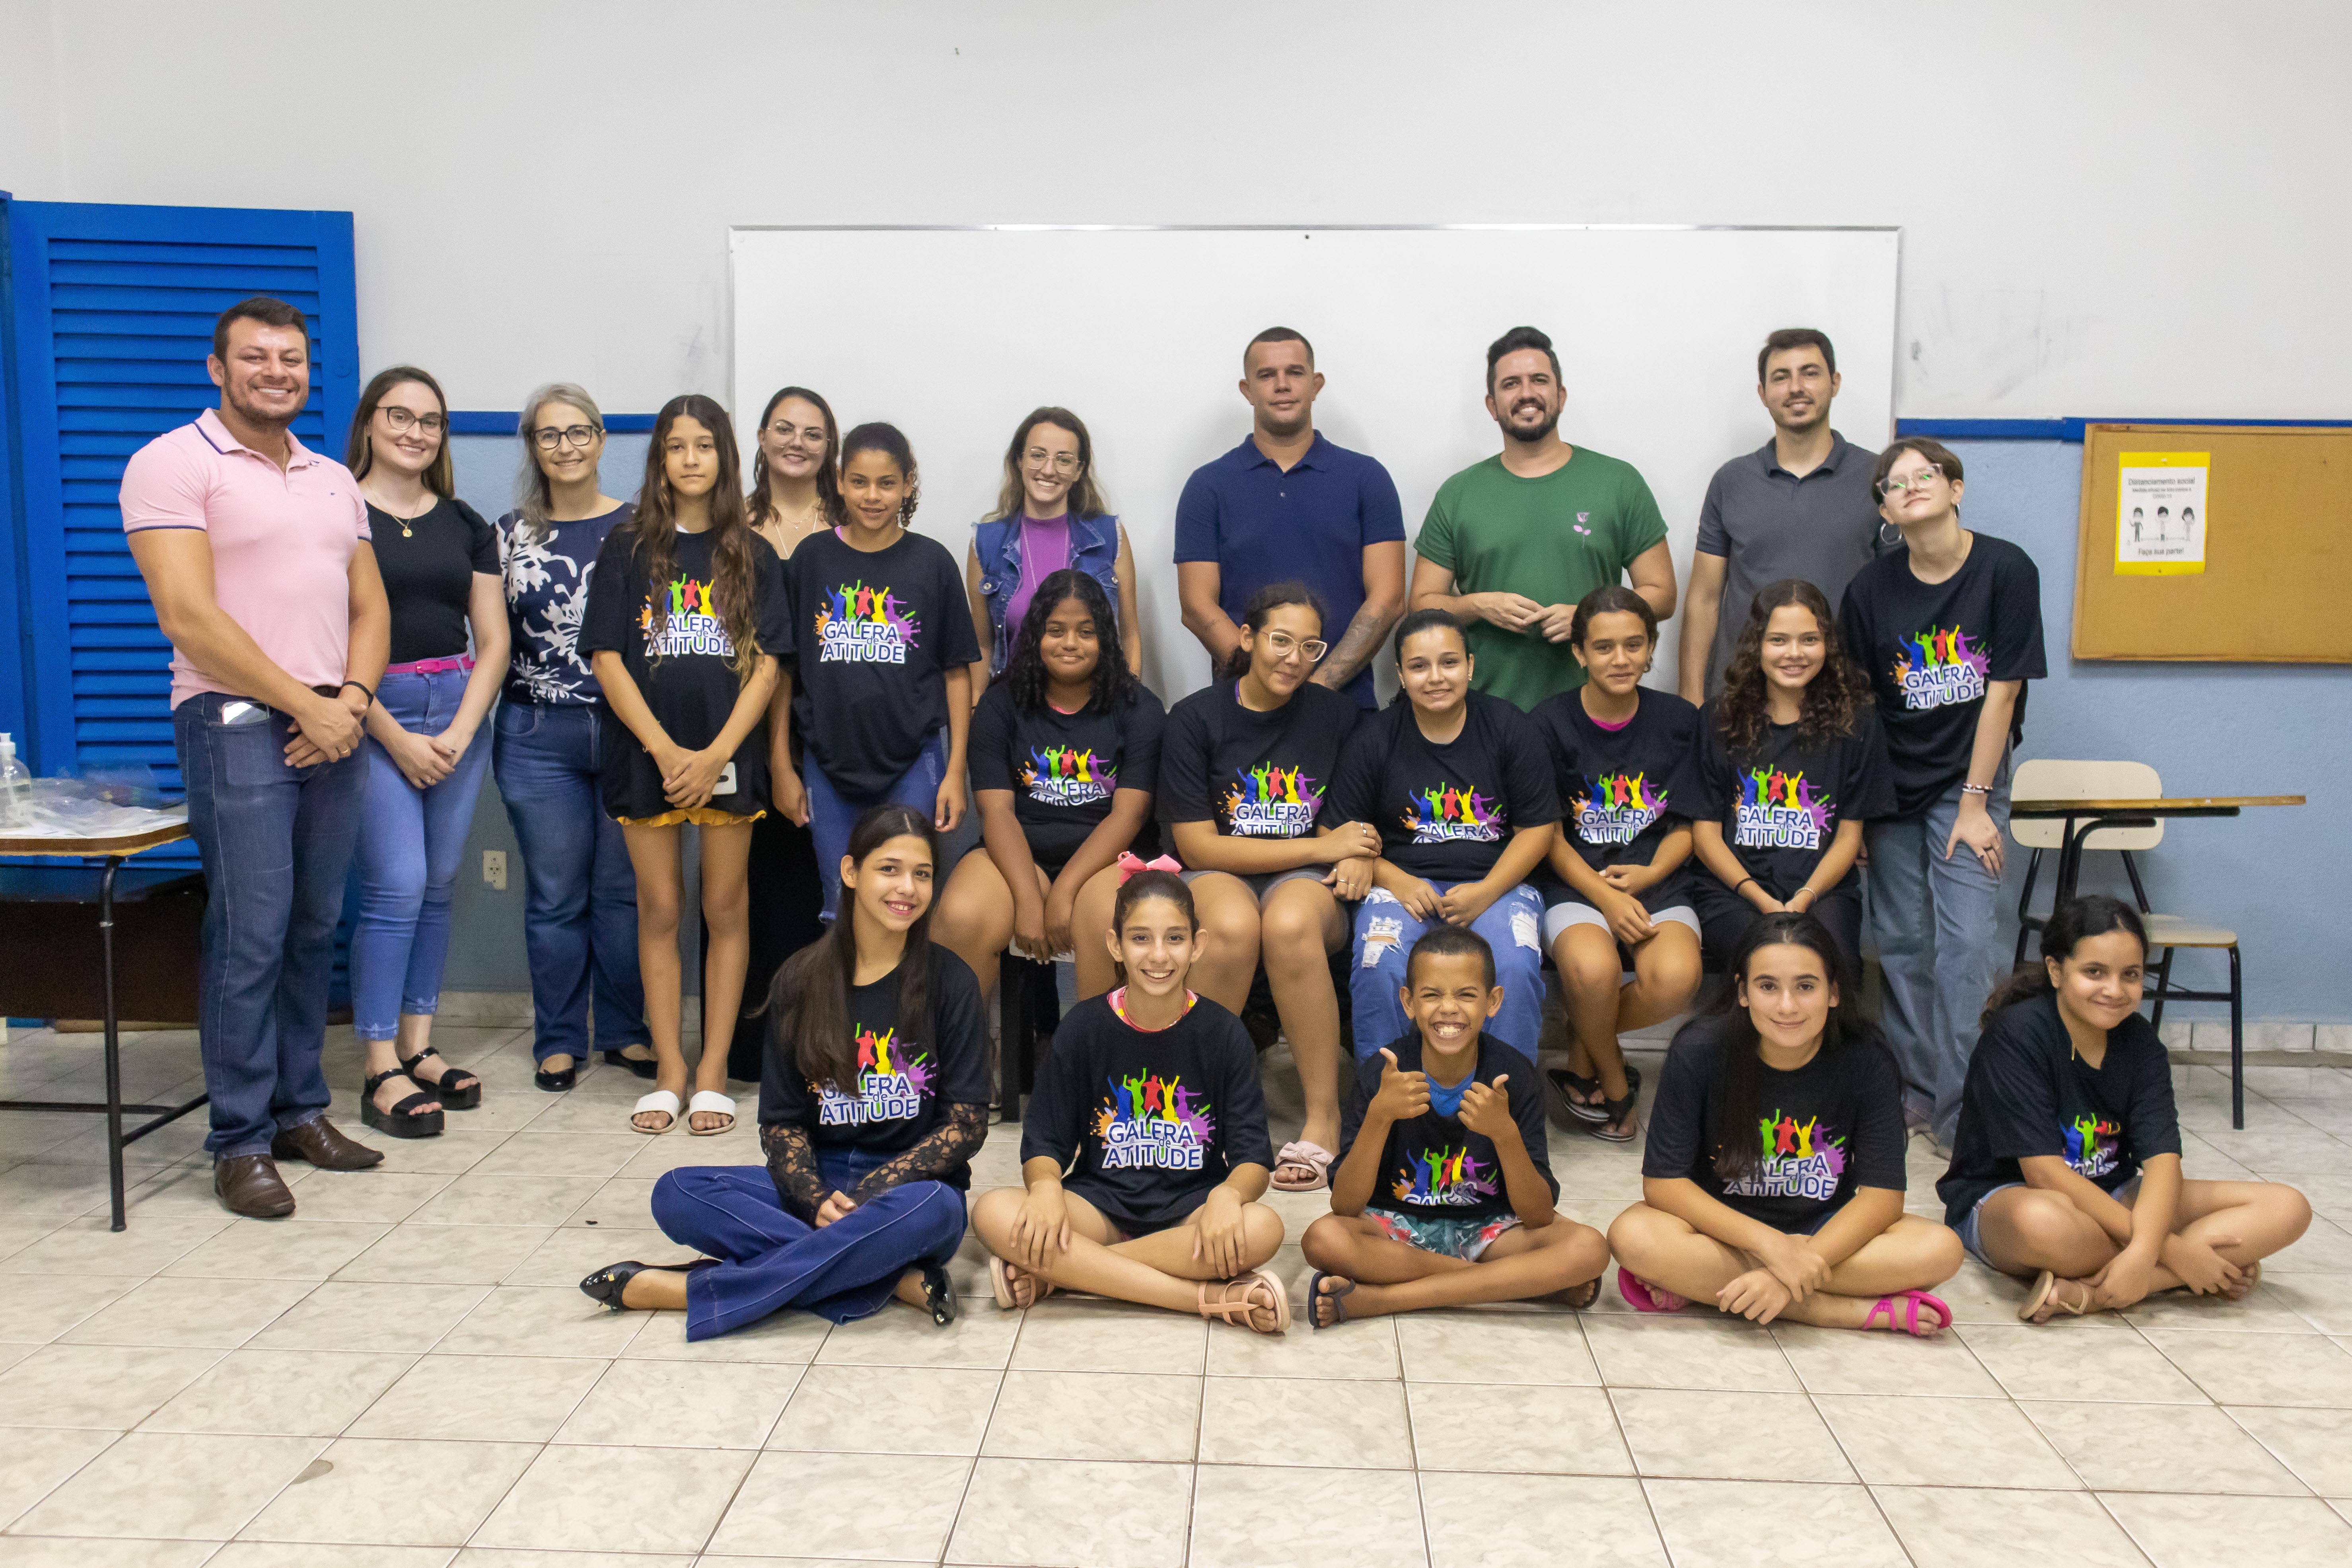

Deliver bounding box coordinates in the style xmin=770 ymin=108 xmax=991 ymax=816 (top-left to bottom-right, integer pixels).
xmin=101 ymin=857 xmax=126 ymax=1232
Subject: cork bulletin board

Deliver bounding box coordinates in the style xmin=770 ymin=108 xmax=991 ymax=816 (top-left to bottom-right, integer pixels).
xmin=2072 ymin=423 xmax=2352 ymax=661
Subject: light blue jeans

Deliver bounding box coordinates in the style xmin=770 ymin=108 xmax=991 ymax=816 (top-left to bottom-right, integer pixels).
xmin=1865 ymin=763 xmax=2012 ymax=1147
xmin=1347 ymin=882 xmax=1547 ymax=1059
xmin=805 ymin=730 xmax=949 ymax=921
xmin=351 ymin=668 xmax=494 ymax=1041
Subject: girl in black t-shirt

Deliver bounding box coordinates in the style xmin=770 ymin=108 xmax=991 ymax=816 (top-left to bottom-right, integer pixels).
xmin=1326 ymin=611 xmax=1559 ymax=1060
xmin=582 ymin=395 xmax=787 ymax=1137
xmin=1943 ymin=897 xmax=2310 ymax=1324
xmin=1529 ymin=588 xmax=1704 ymax=1144
xmin=1609 ymin=912 xmax=1962 ymax=1335
xmin=935 ymin=570 xmax=1166 ymax=1010
xmin=1691 ymin=580 xmax=1893 ymax=987
xmin=972 ymin=871 xmax=1289 ymax=1333
xmin=1158 ymin=582 xmax=1376 ymax=1192
xmin=582 ymin=804 xmax=989 ymax=1337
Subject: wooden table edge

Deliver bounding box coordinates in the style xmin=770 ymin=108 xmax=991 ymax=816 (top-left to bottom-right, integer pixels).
xmin=2008 ymin=796 xmax=2304 ymax=813
xmin=0 ymin=823 xmax=193 ymax=858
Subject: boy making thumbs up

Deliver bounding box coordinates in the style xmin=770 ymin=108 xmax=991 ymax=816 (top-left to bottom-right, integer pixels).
xmin=1302 ymin=926 xmax=1610 ymax=1326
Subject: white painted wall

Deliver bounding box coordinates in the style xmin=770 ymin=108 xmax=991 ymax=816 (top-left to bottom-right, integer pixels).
xmin=5 ymin=0 xmax=2348 ymax=423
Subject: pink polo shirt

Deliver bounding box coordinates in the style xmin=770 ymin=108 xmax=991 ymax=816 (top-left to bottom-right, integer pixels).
xmin=119 ymin=407 xmax=371 ymax=708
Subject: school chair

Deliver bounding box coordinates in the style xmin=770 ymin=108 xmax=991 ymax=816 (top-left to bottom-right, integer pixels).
xmin=2008 ymin=758 xmax=2246 ymax=1126
xmin=996 ymin=952 xmax=1063 ymax=1123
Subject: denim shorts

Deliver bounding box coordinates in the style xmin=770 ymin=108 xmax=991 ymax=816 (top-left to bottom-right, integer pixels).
xmin=1955 ymin=1174 xmax=2141 ymax=1266
xmin=1368 ymin=1209 xmax=1521 ymax=1261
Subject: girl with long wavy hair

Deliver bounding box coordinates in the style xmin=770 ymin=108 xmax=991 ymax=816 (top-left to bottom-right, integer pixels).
xmin=582 ymin=395 xmax=786 ymax=1136
xmin=1689 ymin=578 xmax=1892 ymax=986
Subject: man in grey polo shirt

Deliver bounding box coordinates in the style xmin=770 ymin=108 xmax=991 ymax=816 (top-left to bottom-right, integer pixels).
xmin=1676 ymin=329 xmax=1881 ymax=704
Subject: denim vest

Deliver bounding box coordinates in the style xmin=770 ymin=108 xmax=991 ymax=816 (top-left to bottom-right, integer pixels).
xmin=971 ymin=513 xmax=1122 ymax=673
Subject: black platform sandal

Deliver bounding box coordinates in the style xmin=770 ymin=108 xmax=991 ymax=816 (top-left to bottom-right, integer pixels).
xmin=397 ymin=1044 xmax=480 ymax=1110
xmin=1549 ymin=1063 xmax=1639 ymax=1125
xmin=599 ymin=1047 xmax=659 ymax=1080
xmin=578 ymin=1257 xmax=716 ymax=1312
xmin=916 ymin=1261 xmax=958 ymax=1327
xmin=360 ymin=1067 xmax=444 ymax=1139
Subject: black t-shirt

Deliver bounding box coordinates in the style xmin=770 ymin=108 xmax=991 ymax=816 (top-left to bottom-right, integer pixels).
xmin=1938 ymin=993 xmax=2183 ymax=1227
xmin=1529 ymin=689 xmax=1704 ymax=906
xmin=1324 ymin=692 xmax=1560 ymax=883
xmin=371 ymin=498 xmax=499 ymax=664
xmin=1642 ymin=1016 xmax=1910 ymax=1233
xmin=1692 ymin=700 xmax=1897 ymax=902
xmin=1340 ymin=1032 xmax=1557 ymax=1224
xmin=1837 ymin=534 xmax=2046 ymax=817
xmin=968 ymin=683 xmax=1168 ymax=872
xmin=1020 ymin=993 xmax=1274 ymax=1228
xmin=1158 ymin=679 xmax=1360 ymax=840
xmin=782 ymin=529 xmax=980 ymax=799
xmin=580 ymin=523 xmax=788 ymax=819
xmin=759 ymin=943 xmax=992 ymax=1192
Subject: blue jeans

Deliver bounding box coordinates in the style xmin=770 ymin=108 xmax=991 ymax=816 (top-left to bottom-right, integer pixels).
xmin=1348 ymin=882 xmax=1546 ymax=1059
xmin=351 ymin=669 xmax=495 ymax=1040
xmin=805 ymin=730 xmax=949 ymax=920
xmin=1865 ymin=763 xmax=2012 ymax=1147
xmin=651 ymin=1156 xmax=967 ymax=1338
xmin=172 ymin=693 xmax=366 ymax=1158
xmin=492 ymin=701 xmax=648 ymax=1064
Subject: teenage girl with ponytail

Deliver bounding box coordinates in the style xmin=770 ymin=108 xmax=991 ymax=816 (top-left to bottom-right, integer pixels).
xmin=1943 ymin=895 xmax=2311 ymax=1323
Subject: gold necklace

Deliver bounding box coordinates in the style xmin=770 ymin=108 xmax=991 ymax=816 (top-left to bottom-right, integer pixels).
xmin=378 ymin=493 xmax=434 ymax=537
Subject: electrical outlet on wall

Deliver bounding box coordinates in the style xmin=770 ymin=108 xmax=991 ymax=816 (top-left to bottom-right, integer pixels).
xmin=483 ymin=850 xmax=508 ymax=891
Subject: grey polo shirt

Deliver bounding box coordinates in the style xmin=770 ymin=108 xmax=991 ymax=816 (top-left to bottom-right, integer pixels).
xmin=1693 ymin=432 xmax=1883 ymax=697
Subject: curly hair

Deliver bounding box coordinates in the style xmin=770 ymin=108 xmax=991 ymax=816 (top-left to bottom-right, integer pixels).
xmin=1714 ymin=578 xmax=1871 ymax=754
xmin=1003 ymin=568 xmax=1141 ymax=716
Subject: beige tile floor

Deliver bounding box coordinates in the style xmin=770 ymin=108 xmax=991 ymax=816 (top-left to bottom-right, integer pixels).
xmin=1 ymin=1024 xmax=2350 ymax=1566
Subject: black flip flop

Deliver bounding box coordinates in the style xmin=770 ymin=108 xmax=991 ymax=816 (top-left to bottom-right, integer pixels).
xmin=1308 ymin=1270 xmax=1356 ymax=1331
xmin=1549 ymin=1064 xmax=1639 ymax=1124
xmin=601 ymin=1048 xmax=660 ymax=1080
xmin=1588 ymin=1084 xmax=1641 ymax=1143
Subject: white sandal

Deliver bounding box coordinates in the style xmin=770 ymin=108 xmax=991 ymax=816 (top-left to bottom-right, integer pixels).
xmin=687 ymin=1089 xmax=737 ymax=1136
xmin=632 ymin=1089 xmax=680 ymax=1135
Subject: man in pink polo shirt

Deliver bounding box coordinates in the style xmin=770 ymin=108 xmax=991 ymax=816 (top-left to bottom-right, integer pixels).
xmin=122 ymin=295 xmax=393 ymax=1218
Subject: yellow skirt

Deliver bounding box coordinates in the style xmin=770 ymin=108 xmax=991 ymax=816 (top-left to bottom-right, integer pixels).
xmin=615 ymin=807 xmax=767 ymax=829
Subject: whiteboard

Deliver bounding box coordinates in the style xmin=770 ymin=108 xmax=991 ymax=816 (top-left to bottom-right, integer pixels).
xmin=730 ymin=226 xmax=1898 ymax=702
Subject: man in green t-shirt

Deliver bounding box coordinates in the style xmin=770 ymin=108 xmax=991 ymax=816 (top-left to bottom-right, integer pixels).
xmin=1410 ymin=326 xmax=1677 ymax=708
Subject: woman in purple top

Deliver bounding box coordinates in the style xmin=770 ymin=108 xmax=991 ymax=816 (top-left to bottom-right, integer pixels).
xmin=964 ymin=407 xmax=1143 ymax=693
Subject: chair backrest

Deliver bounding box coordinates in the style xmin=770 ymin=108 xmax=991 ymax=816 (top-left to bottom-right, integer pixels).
xmin=2010 ymin=759 xmax=2165 ymax=850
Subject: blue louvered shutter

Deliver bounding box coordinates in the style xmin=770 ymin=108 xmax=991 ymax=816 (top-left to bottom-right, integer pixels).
xmin=4 ymin=200 xmax=359 ymax=840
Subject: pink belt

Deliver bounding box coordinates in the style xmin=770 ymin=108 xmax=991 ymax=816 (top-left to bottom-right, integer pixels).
xmin=384 ymin=656 xmax=475 ymax=676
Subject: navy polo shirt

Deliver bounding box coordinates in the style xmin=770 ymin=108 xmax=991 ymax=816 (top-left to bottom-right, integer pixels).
xmin=1173 ymin=431 xmax=1405 ymax=707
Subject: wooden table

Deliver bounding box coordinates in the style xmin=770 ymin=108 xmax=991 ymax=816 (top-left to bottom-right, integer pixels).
xmin=0 ymin=821 xmax=206 ymax=1229
xmin=2009 ymin=796 xmax=2306 ymax=909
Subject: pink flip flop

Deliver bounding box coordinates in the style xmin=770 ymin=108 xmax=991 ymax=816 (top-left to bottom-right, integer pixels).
xmin=1617 ymin=1266 xmax=1689 ymax=1314
xmin=1861 ymin=1289 xmax=1953 ymax=1336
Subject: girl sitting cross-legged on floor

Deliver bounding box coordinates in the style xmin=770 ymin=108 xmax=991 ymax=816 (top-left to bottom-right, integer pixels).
xmin=1942 ymin=893 xmax=2311 ymax=1324
xmin=1302 ymin=926 xmax=1611 ymax=1328
xmin=1609 ymin=910 xmax=1964 ymax=1335
xmin=971 ymin=869 xmax=1291 ymax=1333
xmin=578 ymin=803 xmax=990 ymax=1337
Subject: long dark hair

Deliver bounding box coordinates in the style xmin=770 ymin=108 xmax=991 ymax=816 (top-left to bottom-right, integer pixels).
xmin=1982 ymin=895 xmax=2148 ymax=1024
xmin=771 ymin=804 xmax=942 ymax=1092
xmin=1701 ymin=911 xmax=1888 ymax=1184
xmin=626 ymin=395 xmax=763 ymax=679
xmin=839 ymin=422 xmax=922 ymax=526
xmin=1004 ymin=568 xmax=1140 ymax=714
xmin=1109 ymin=870 xmax=1197 ymax=987
xmin=1218 ymin=580 xmax=1328 ymax=682
xmin=346 ymin=364 xmax=454 ymax=498
xmin=746 ymin=385 xmax=845 ymax=531
xmin=1716 ymin=578 xmax=1871 ymax=753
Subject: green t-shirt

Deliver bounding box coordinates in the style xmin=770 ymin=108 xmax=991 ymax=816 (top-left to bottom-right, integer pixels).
xmin=1416 ymin=448 xmax=1668 ymax=709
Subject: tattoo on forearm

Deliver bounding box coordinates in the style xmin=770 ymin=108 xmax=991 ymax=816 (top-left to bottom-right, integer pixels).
xmin=1320 ymin=602 xmax=1393 ymax=687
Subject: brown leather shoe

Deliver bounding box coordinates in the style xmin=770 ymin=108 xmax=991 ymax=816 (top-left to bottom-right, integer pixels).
xmin=215 ymin=1154 xmax=296 ymax=1218
xmin=269 ymin=1117 xmax=385 ymax=1171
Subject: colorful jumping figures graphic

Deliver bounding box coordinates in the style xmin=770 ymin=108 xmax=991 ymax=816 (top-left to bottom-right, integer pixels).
xmin=818 ymin=1023 xmax=936 ymax=1127
xmin=815 ymin=579 xmax=922 ymax=665
xmin=1733 ymin=766 xmax=1836 ymax=851
xmin=1401 ymin=780 xmax=1504 ymax=845
xmin=1722 ymin=1109 xmax=1850 ymax=1202
xmin=1020 ymin=745 xmax=1115 ymax=807
xmin=1390 ymin=1142 xmax=1502 ymax=1207
xmin=1889 ymin=623 xmax=1990 ymax=711
xmin=2063 ymin=1114 xmax=2122 ymax=1179
xmin=641 ymin=576 xmax=732 ymax=659
xmin=1573 ymin=770 xmax=1667 ymax=846
xmin=1093 ymin=1069 xmax=1218 ymax=1170
xmin=1222 ymin=761 xmax=1322 ymax=837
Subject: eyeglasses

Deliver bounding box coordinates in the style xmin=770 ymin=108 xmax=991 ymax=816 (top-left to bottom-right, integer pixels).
xmin=379 ymin=407 xmax=445 ymax=435
xmin=766 ymin=420 xmax=825 ymax=445
xmin=1263 ymin=630 xmax=1328 ymax=663
xmin=1024 ymin=448 xmax=1080 ymax=475
xmin=1877 ymin=463 xmax=1943 ymax=499
xmin=533 ymin=424 xmax=600 ymax=450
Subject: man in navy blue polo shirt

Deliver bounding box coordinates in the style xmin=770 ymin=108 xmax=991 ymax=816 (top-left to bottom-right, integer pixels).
xmin=1173 ymin=328 xmax=1406 ymax=707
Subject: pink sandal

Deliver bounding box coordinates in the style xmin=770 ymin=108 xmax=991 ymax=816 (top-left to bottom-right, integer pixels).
xmin=1617 ymin=1267 xmax=1689 ymax=1314
xmin=1861 ymin=1289 xmax=1952 ymax=1336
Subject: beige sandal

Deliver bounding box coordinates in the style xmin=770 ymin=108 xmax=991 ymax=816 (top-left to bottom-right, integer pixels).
xmin=2019 ymin=1269 xmax=2096 ymax=1323
xmin=1197 ymin=1268 xmax=1291 ymax=1334
xmin=987 ymin=1255 xmax=1057 ymax=1311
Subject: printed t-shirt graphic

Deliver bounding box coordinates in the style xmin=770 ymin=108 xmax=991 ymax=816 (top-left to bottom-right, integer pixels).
xmin=1727 ymin=1107 xmax=1850 ymax=1204
xmin=1339 ymin=1033 xmax=1556 ymax=1225
xmin=1692 ymin=701 xmax=1894 ymax=902
xmin=641 ymin=571 xmax=737 ymax=659
xmin=1158 ymin=679 xmax=1360 ymax=841
xmin=968 ymin=684 xmax=1168 ymax=872
xmin=1094 ymin=1066 xmax=1218 ymax=1171
xmin=1325 ymin=691 xmax=1559 ymax=885
xmin=1026 ymin=744 xmax=1114 ymax=805
xmin=782 ymin=530 xmax=980 ymax=798
xmin=1836 ymin=533 xmax=2045 ymax=817
xmin=815 ymin=1023 xmax=936 ymax=1127
xmin=1528 ymin=689 xmax=1703 ymax=906
xmin=1936 ymin=992 xmax=2183 ymax=1228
